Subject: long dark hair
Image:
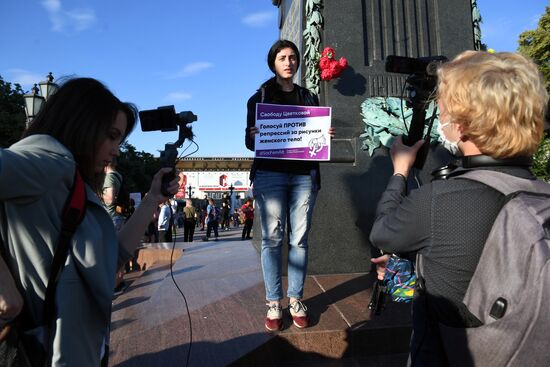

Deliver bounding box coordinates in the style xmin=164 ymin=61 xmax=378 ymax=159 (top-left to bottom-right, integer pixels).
xmin=22 ymin=77 xmax=137 ymax=190
xmin=262 ymin=40 xmax=301 ymax=103
xmin=267 ymin=39 xmax=300 ymax=73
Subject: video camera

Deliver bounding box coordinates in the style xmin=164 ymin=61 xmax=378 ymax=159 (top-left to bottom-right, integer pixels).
xmin=385 ymin=55 xmax=448 ymax=168
xmin=139 ymin=105 xmax=198 ymax=196
xmin=385 ymin=55 xmax=446 ymax=77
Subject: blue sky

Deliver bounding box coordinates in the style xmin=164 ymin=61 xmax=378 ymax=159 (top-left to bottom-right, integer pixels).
xmin=0 ymin=0 xmax=547 ymax=157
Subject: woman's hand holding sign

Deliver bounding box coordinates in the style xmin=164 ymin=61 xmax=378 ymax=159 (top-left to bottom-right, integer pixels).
xmin=249 ymin=126 xmax=259 ymax=139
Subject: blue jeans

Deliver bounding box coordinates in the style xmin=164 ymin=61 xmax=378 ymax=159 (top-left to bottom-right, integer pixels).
xmin=253 ymin=170 xmax=318 ymax=301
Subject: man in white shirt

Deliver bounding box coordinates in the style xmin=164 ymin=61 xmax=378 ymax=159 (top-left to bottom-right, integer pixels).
xmin=158 ymin=200 xmax=173 ymax=242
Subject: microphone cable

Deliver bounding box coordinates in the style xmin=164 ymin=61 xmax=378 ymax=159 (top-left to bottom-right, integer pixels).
xmin=168 ymin=138 xmax=200 ymax=367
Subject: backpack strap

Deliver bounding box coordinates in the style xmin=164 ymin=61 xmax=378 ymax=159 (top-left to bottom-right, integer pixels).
xmin=43 ymin=168 xmax=87 ymax=324
xmin=455 ymin=170 xmax=550 ymax=196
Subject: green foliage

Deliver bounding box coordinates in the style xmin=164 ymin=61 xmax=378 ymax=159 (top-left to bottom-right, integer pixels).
xmin=518 ymin=6 xmax=550 ymax=94
xmin=533 ymin=132 xmax=550 ymax=182
xmin=0 ymin=75 xmax=26 ymax=148
xmin=518 ymin=6 xmax=550 ymax=180
xmin=303 ymin=0 xmax=323 ymax=95
xmin=117 ymin=141 xmax=161 ymax=196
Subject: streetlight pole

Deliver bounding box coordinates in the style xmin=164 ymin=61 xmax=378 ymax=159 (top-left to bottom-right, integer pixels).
xmin=23 ymin=72 xmax=58 ymax=127
xmin=187 ymin=185 xmax=193 ymax=198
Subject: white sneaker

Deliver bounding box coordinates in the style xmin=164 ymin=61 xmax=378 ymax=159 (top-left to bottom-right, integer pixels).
xmin=265 ymin=303 xmax=283 ymax=331
xmin=289 ymin=300 xmax=309 ymax=328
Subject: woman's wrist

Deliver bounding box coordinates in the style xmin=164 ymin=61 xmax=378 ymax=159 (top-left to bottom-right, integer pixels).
xmin=140 ymin=194 xmax=159 ymax=213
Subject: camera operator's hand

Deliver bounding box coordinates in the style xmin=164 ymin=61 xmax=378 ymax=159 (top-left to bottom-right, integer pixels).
xmin=370 ymin=254 xmax=391 ymax=280
xmin=147 ymin=167 xmax=180 ymax=203
xmin=390 ymin=136 xmax=425 ymax=177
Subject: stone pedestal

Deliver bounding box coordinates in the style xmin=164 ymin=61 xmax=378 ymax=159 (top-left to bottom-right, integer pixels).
xmin=135 ymin=243 xmax=183 ymax=271
xmin=256 ymin=0 xmax=475 ymax=274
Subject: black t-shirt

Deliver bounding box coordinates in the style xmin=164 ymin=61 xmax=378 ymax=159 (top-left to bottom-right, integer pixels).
xmin=278 ymin=88 xmax=300 ymax=105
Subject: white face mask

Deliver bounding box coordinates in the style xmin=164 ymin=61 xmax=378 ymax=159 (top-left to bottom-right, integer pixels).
xmin=436 ymin=122 xmax=461 ymax=156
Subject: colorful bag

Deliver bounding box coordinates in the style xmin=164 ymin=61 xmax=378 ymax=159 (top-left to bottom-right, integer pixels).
xmin=383 ymin=255 xmax=416 ymax=303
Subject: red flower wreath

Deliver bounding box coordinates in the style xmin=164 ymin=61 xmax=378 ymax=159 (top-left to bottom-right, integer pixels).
xmin=319 ymin=47 xmax=348 ymax=81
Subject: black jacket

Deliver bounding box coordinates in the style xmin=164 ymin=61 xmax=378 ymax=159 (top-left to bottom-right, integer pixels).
xmin=369 ymin=164 xmax=534 ymax=366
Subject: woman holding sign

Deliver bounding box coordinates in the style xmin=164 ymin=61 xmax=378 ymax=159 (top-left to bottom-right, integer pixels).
xmin=245 ymin=39 xmax=334 ymax=331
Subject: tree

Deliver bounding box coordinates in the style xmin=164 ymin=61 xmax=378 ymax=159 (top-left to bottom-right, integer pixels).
xmin=0 ymin=75 xmax=26 ymax=148
xmin=532 ymin=134 xmax=550 ymax=182
xmin=518 ymin=6 xmax=550 ymax=94
xmin=116 ymin=141 xmax=161 ymax=197
xmin=518 ymin=6 xmax=550 ymax=182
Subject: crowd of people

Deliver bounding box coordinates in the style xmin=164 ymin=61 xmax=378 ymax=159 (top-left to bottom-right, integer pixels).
xmin=136 ymin=193 xmax=255 ymax=244
xmin=0 ymin=38 xmax=547 ymax=366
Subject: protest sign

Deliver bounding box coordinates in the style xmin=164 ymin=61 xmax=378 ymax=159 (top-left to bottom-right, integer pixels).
xmin=254 ymin=103 xmax=331 ymax=160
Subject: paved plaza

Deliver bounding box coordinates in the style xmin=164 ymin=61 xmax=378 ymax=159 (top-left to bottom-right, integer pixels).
xmin=109 ymin=228 xmax=411 ymax=366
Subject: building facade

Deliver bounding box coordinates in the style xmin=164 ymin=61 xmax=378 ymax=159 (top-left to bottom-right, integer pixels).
xmin=175 ymin=157 xmax=253 ymax=201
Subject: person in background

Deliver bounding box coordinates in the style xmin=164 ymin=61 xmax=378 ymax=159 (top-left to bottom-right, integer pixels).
xmin=240 ymin=198 xmax=254 ymax=240
xmin=245 ymin=39 xmax=335 ymax=331
xmin=170 ymin=198 xmax=178 ymax=213
xmin=200 ymin=194 xmax=209 ymax=231
xmin=220 ymin=201 xmax=230 ymax=230
xmin=204 ymin=197 xmax=219 ymax=241
xmin=231 ymin=193 xmax=241 ymax=228
xmin=369 ymin=51 xmax=547 ymax=366
xmin=101 ymin=160 xmax=124 ymax=231
xmin=127 ymin=198 xmax=135 ymax=218
xmin=221 ymin=193 xmax=231 ymax=229
xmin=0 ymin=77 xmax=179 ymax=366
xmin=157 ymin=200 xmax=173 ymax=243
xmin=197 ymin=206 xmax=205 ymax=230
xmin=102 ymin=159 xmax=127 ymax=294
xmin=174 ymin=207 xmax=184 ymax=229
xmin=183 ymin=198 xmax=196 ymax=242
xmin=144 ymin=207 xmax=159 ymax=243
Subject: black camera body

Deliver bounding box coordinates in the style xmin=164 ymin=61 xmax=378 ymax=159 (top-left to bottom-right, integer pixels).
xmin=140 ymin=105 xmax=197 ymax=133
xmin=385 ymin=55 xmax=447 ymax=77
xmin=385 ymin=55 xmax=448 ymax=168
xmin=139 ymin=105 xmax=197 ymax=196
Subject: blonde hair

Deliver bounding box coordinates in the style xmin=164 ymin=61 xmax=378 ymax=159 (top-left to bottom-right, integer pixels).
xmin=437 ymin=51 xmax=548 ymax=158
